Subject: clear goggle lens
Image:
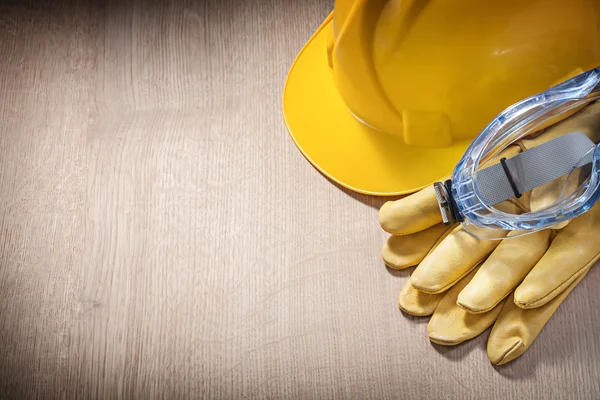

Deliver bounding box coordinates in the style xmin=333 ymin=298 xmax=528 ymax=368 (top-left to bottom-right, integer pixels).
xmin=435 ymin=67 xmax=600 ymax=240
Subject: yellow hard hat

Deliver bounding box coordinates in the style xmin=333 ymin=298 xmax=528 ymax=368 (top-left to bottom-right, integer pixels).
xmin=282 ymin=0 xmax=600 ymax=195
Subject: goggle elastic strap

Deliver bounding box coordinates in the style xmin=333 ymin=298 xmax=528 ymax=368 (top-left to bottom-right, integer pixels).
xmin=434 ymin=131 xmax=596 ymax=226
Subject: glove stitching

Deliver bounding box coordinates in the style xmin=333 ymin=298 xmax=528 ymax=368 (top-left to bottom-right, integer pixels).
xmin=457 ymin=300 xmax=498 ymax=315
xmin=381 ymin=227 xmax=415 ymax=236
xmin=383 ymin=257 xmax=414 ymax=270
xmin=397 ymin=300 xmax=432 ymax=317
xmin=515 ymin=254 xmax=599 ymax=308
xmin=383 ymin=225 xmax=455 ymax=269
xmin=494 ymin=340 xmax=523 ymax=366
xmin=412 ymin=261 xmax=482 ymax=294
xmin=458 ymin=283 xmax=520 ymax=314
xmin=428 ymin=337 xmax=463 ymax=346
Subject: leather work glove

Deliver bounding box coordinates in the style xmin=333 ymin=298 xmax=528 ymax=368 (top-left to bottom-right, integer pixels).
xmin=380 ymin=102 xmax=600 ymax=365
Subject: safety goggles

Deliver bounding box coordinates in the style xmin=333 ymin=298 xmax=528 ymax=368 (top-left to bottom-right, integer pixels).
xmin=434 ymin=67 xmax=600 ymax=239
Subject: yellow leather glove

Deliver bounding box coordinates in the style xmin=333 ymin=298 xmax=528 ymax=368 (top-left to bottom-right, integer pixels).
xmin=380 ymin=102 xmax=600 ymax=365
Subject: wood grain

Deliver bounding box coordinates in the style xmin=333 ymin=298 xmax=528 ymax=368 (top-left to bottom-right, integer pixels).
xmin=0 ymin=0 xmax=599 ymax=398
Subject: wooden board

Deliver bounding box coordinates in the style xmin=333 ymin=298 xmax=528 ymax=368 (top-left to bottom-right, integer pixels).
xmin=0 ymin=0 xmax=598 ymax=398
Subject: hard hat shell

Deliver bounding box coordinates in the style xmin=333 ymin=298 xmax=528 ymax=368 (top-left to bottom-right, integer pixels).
xmin=283 ymin=0 xmax=600 ymax=195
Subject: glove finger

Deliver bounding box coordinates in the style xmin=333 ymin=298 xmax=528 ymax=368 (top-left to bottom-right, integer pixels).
xmin=514 ymin=203 xmax=600 ymax=309
xmin=410 ymin=224 xmax=506 ymax=294
xmin=398 ymin=278 xmax=445 ymax=317
xmin=379 ymin=185 xmax=443 ymax=235
xmin=382 ymin=224 xmax=453 ymax=270
xmin=428 ymin=266 xmax=506 ymax=346
xmin=488 ymin=267 xmax=590 ymax=365
xmin=457 ymin=229 xmax=552 ymax=314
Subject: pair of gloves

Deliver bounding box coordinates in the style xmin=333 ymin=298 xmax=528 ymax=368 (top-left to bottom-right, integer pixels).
xmin=379 ymin=102 xmax=600 ymax=365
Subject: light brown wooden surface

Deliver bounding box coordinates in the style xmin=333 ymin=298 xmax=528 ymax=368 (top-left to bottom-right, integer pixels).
xmin=0 ymin=1 xmax=599 ymax=398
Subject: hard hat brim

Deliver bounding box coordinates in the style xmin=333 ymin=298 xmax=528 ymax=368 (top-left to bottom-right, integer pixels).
xmin=282 ymin=12 xmax=472 ymax=196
